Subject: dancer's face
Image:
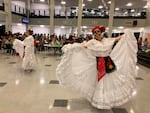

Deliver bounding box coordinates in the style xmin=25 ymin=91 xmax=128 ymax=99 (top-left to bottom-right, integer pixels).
xmin=25 ymin=31 xmax=29 ymax=37
xmin=93 ymin=28 xmax=102 ymax=41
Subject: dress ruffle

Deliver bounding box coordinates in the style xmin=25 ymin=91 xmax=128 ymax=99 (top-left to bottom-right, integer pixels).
xmin=13 ymin=39 xmax=24 ymax=58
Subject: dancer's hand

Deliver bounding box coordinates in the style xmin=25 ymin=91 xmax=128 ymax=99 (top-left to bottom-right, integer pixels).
xmin=115 ymin=36 xmax=122 ymax=42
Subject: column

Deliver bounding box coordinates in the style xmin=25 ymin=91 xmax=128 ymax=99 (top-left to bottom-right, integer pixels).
xmin=4 ymin=0 xmax=12 ymax=32
xmin=77 ymin=0 xmax=83 ymax=37
xmin=26 ymin=0 xmax=30 ymax=30
xmin=50 ymin=0 xmax=54 ymax=34
xmin=108 ymin=0 xmax=115 ymax=37
xmin=146 ymin=0 xmax=150 ymax=26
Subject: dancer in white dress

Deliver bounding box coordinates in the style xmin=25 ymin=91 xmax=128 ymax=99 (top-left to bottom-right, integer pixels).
xmin=56 ymin=25 xmax=137 ymax=109
xmin=13 ymin=29 xmax=35 ymax=71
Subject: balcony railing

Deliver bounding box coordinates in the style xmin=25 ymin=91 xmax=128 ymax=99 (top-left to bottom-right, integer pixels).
xmin=11 ymin=3 xmax=26 ymax=16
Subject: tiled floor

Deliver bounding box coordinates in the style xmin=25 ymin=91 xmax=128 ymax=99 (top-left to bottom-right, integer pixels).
xmin=0 ymin=51 xmax=150 ymax=113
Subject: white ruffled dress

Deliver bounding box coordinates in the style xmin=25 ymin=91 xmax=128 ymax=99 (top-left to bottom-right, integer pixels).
xmin=13 ymin=35 xmax=35 ymax=70
xmin=56 ymin=30 xmax=138 ymax=109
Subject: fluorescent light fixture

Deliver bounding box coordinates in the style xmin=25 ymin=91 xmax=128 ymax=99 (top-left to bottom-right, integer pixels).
xmin=40 ymin=0 xmax=44 ymax=1
xmin=61 ymin=1 xmax=66 ymax=5
xmin=144 ymin=5 xmax=148 ymax=8
xmin=115 ymin=8 xmax=119 ymax=11
xmin=82 ymin=26 xmax=87 ymax=29
xmin=118 ymin=26 xmax=124 ymax=29
xmin=17 ymin=23 xmax=22 ymax=26
xmin=40 ymin=25 xmax=45 ymax=27
xmin=87 ymin=0 xmax=92 ymax=1
xmin=126 ymin=3 xmax=132 ymax=6
xmin=61 ymin=26 xmax=65 ymax=28
xmin=124 ymin=11 xmax=128 ymax=14
xmin=137 ymin=13 xmax=141 ymax=16
xmin=98 ymin=5 xmax=103 ymax=9
xmin=131 ymin=9 xmax=135 ymax=12
xmin=82 ymin=3 xmax=85 ymax=7
xmin=107 ymin=1 xmax=111 ymax=4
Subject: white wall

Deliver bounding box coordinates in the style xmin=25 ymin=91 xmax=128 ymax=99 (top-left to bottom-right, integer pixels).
xmin=55 ymin=26 xmax=72 ymax=37
xmin=12 ymin=23 xmax=26 ymax=34
xmin=31 ymin=3 xmax=49 ymax=10
xmin=29 ymin=25 xmax=72 ymax=36
xmin=30 ymin=25 xmax=49 ymax=35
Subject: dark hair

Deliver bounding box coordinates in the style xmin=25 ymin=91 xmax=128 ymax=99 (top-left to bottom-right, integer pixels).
xmin=28 ymin=29 xmax=33 ymax=35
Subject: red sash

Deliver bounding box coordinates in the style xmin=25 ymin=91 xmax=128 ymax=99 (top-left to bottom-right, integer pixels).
xmin=97 ymin=57 xmax=106 ymax=81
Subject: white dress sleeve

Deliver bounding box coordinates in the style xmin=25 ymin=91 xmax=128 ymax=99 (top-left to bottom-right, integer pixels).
xmin=56 ymin=43 xmax=98 ymax=101
xmin=13 ymin=39 xmax=24 ymax=58
xmin=110 ymin=30 xmax=138 ymax=76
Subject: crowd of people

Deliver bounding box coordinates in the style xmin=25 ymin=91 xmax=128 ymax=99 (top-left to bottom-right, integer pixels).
xmin=138 ymin=36 xmax=150 ymax=50
xmin=0 ymin=31 xmax=93 ymax=55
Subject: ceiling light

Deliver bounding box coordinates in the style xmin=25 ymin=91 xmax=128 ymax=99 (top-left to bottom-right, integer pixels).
xmin=118 ymin=26 xmax=124 ymax=29
xmin=40 ymin=25 xmax=45 ymax=27
xmin=40 ymin=0 xmax=44 ymax=1
xmin=107 ymin=1 xmax=111 ymax=4
xmin=98 ymin=5 xmax=103 ymax=9
xmin=82 ymin=26 xmax=87 ymax=29
xmin=144 ymin=5 xmax=148 ymax=8
xmin=137 ymin=13 xmax=141 ymax=16
xmin=17 ymin=23 xmax=22 ymax=26
xmin=61 ymin=1 xmax=66 ymax=5
xmin=82 ymin=3 xmax=85 ymax=7
xmin=126 ymin=3 xmax=132 ymax=7
xmin=61 ymin=26 xmax=65 ymax=29
xmin=124 ymin=11 xmax=128 ymax=14
xmin=87 ymin=0 xmax=93 ymax=2
xmin=131 ymin=9 xmax=135 ymax=12
xmin=115 ymin=8 xmax=119 ymax=11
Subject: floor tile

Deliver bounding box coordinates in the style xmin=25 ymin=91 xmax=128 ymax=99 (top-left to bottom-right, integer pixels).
xmin=0 ymin=82 xmax=7 ymax=87
xmin=45 ymin=64 xmax=52 ymax=67
xmin=49 ymin=80 xmax=59 ymax=84
xmin=135 ymin=77 xmax=144 ymax=80
xmin=53 ymin=99 xmax=68 ymax=107
xmin=9 ymin=62 xmax=16 ymax=64
xmin=112 ymin=108 xmax=128 ymax=113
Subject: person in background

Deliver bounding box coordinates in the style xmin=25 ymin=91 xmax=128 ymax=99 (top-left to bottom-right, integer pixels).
xmin=13 ymin=29 xmax=36 ymax=71
xmin=138 ymin=37 xmax=143 ymax=50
